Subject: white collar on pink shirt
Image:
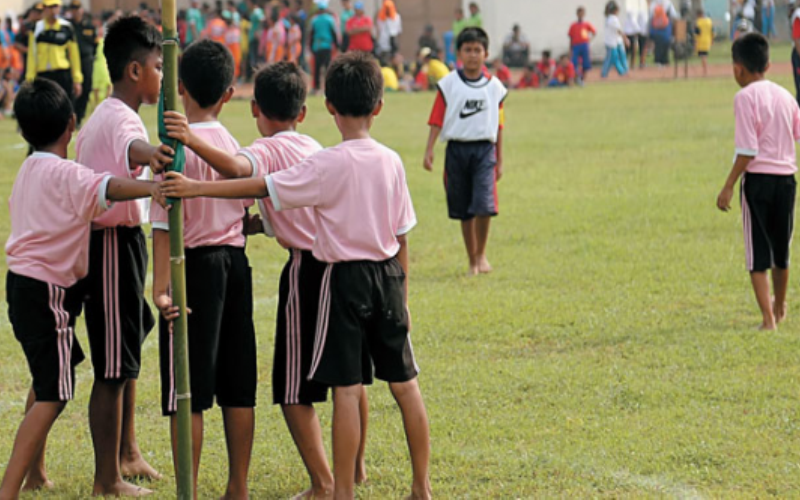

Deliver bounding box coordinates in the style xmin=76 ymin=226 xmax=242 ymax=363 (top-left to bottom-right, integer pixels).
xmin=189 ymin=121 xmax=224 ymax=130
xmin=30 ymin=152 xmax=60 ymax=160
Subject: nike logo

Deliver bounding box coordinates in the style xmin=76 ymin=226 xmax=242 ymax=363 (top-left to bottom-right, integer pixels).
xmin=459 ymin=99 xmax=486 ymax=119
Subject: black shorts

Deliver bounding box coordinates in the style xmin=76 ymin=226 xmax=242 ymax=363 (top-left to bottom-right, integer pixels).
xmin=6 ymin=272 xmax=86 ymax=402
xmin=308 ymin=258 xmax=419 ymax=387
xmin=698 ymin=51 xmax=709 ymax=57
xmin=444 ymin=141 xmax=499 ymax=220
xmin=83 ymin=227 xmax=155 ymax=381
xmin=741 ymin=173 xmax=797 ymax=272
xmin=273 ymin=250 xmax=330 ymax=405
xmin=159 ymin=246 xmax=257 ymax=415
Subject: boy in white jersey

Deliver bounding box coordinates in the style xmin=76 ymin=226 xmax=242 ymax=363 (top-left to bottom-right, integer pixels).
xmin=162 ymin=52 xmax=431 ymax=500
xmin=0 ymin=79 xmax=165 ymax=500
xmin=163 ymin=61 xmax=369 ymax=498
xmin=150 ymin=40 xmax=257 ymax=499
xmin=424 ymin=27 xmax=507 ymax=276
xmin=717 ymin=33 xmax=800 ymax=331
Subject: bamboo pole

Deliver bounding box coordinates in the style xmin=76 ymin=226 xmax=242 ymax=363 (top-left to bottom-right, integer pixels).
xmin=161 ymin=1 xmax=193 ymax=498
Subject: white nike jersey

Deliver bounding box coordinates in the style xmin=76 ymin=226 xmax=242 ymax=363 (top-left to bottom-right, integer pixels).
xmin=438 ymin=70 xmax=507 ymax=143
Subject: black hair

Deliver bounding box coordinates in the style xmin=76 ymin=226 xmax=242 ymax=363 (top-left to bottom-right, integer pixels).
xmin=325 ymin=52 xmax=383 ymax=117
xmin=542 ymin=49 xmax=551 ymax=58
xmin=14 ymin=79 xmax=74 ymax=150
xmin=253 ymin=62 xmax=306 ymax=121
xmin=456 ymin=27 xmax=489 ymax=51
xmin=180 ymin=40 xmax=234 ymax=109
xmin=732 ymin=32 xmax=769 ymax=74
xmin=104 ymin=15 xmax=162 ymax=83
xmin=605 ymin=1 xmax=618 ymax=16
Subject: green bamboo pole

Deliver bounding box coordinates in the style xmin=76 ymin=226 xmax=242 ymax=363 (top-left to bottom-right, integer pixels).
xmin=161 ymin=2 xmax=193 ymax=498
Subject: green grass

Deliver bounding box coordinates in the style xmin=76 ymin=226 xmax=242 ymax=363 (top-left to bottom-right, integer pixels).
xmin=2 ymin=66 xmax=800 ymax=498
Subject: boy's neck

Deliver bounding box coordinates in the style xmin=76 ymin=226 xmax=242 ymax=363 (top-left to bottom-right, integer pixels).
xmin=263 ymin=120 xmax=298 ymax=137
xmin=38 ymin=140 xmax=69 ymax=159
xmin=336 ymin=115 xmax=372 ymax=142
xmin=111 ymin=83 xmax=143 ymax=112
xmin=462 ymin=67 xmax=483 ymax=79
xmin=742 ymin=73 xmax=767 ymax=87
xmin=184 ymin=99 xmax=221 ymax=124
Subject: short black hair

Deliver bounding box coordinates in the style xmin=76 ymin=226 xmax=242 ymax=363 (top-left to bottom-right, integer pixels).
xmin=14 ymin=78 xmax=74 ymax=149
xmin=456 ymin=27 xmax=489 ymax=51
xmin=732 ymin=32 xmax=769 ymax=74
xmin=325 ymin=52 xmax=383 ymax=117
xmin=180 ymin=40 xmax=234 ymax=108
xmin=104 ymin=15 xmax=162 ymax=83
xmin=253 ymin=62 xmax=306 ymax=121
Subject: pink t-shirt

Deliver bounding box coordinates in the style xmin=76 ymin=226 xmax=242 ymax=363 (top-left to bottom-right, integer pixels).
xmin=6 ymin=153 xmax=112 ymax=288
xmin=150 ymin=122 xmax=251 ymax=249
xmin=76 ymin=97 xmax=149 ymax=227
xmin=239 ymin=131 xmax=322 ymax=251
xmin=734 ymin=80 xmax=800 ymax=175
xmin=265 ymin=138 xmax=417 ymax=263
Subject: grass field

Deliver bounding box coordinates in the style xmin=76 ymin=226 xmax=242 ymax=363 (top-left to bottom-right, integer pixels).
xmin=2 ymin=51 xmax=800 ymax=498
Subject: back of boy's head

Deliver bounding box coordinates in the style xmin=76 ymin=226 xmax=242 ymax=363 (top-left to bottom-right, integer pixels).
xmin=456 ymin=26 xmax=489 ymax=51
xmin=325 ymin=52 xmax=383 ymax=117
xmin=543 ymin=49 xmax=551 ymax=58
xmin=732 ymin=32 xmax=769 ymax=74
xmin=15 ymin=78 xmax=74 ymax=150
xmin=104 ymin=15 xmax=162 ymax=83
xmin=254 ymin=62 xmax=306 ymax=121
xmin=181 ymin=40 xmax=234 ymax=108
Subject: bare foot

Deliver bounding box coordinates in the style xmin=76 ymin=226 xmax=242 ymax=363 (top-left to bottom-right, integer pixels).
xmin=22 ymin=475 xmax=54 ymax=492
xmin=774 ymin=301 xmax=787 ymax=324
xmin=291 ymin=487 xmax=333 ymax=500
xmin=219 ymin=491 xmax=249 ymax=500
xmin=120 ymin=455 xmax=162 ymax=481
xmin=93 ymin=480 xmax=153 ymax=497
xmin=355 ymin=462 xmax=368 ymax=486
xmin=290 ymin=490 xmax=312 ymax=500
xmin=758 ymin=322 xmax=777 ymax=331
xmin=477 ymin=256 xmax=493 ymax=274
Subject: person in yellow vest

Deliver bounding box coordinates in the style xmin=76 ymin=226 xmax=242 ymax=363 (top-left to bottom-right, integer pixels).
xmin=26 ymin=0 xmax=83 ymax=101
xmin=695 ymin=9 xmax=713 ymax=77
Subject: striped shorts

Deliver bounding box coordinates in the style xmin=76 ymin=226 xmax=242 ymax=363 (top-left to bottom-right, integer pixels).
xmin=741 ymin=173 xmax=796 ymax=272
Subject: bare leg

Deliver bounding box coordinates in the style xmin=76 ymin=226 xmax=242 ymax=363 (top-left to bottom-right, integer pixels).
xmin=772 ymin=267 xmax=789 ymax=323
xmin=332 ymin=385 xmax=363 ymax=500
xmin=474 ymin=216 xmax=493 ymax=274
xmin=90 ymin=380 xmax=152 ymax=497
xmin=281 ymin=405 xmax=334 ymax=499
xmin=751 ymin=271 xmax=776 ymax=330
xmin=221 ymin=407 xmax=254 ymax=500
xmin=389 ymin=379 xmax=431 ymax=500
xmin=701 ymin=56 xmax=708 ymax=77
xmin=170 ymin=413 xmax=203 ymax=500
xmin=0 ymin=395 xmax=64 ymax=500
xmin=355 ymin=386 xmax=368 ymax=485
xmin=21 ymin=389 xmax=53 ymax=492
xmin=460 ymin=220 xmax=478 ymax=275
xmin=120 ymin=380 xmax=161 ymax=480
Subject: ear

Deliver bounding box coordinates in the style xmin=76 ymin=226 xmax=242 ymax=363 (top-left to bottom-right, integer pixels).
xmin=296 ymin=104 xmax=307 ymax=124
xmin=765 ymin=61 xmax=771 ymax=73
xmin=325 ymin=99 xmax=337 ymax=116
xmin=372 ymin=99 xmax=384 ymax=117
xmin=178 ymin=80 xmax=185 ymax=96
xmin=221 ymin=86 xmax=235 ymax=104
xmin=66 ymin=113 xmax=77 ymax=138
xmin=250 ymin=99 xmax=260 ymax=118
xmin=127 ymin=60 xmax=142 ymax=83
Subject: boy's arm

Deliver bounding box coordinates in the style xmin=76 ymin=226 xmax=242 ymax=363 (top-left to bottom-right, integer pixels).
xmin=161 ymin=171 xmax=268 ymax=199
xmin=423 ymin=126 xmax=441 ymax=171
xmin=129 ymin=139 xmax=175 ymax=172
xmin=163 ymin=111 xmax=253 ymax=178
xmin=152 ymin=230 xmax=181 ymax=321
xmin=106 ymin=177 xmax=167 ymax=207
xmin=717 ymin=154 xmax=753 ymax=212
xmin=496 ymin=127 xmax=504 ymax=181
xmin=396 ymin=234 xmax=410 ymax=330
xmin=424 ymin=90 xmax=446 ymax=171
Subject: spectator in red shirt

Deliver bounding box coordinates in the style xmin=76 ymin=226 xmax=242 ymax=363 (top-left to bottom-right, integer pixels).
xmin=493 ymin=58 xmax=512 ymax=87
xmin=568 ymin=6 xmax=596 ymax=79
xmin=549 ymin=54 xmax=576 ymax=88
xmin=791 ymin=4 xmax=800 ymax=106
xmin=516 ymin=63 xmax=539 ymax=89
xmin=346 ymin=1 xmax=374 ymax=53
xmin=536 ymin=50 xmax=556 ymax=82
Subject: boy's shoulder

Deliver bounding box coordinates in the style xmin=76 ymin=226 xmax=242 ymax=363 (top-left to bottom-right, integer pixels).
xmin=737 ymin=80 xmax=793 ymax=103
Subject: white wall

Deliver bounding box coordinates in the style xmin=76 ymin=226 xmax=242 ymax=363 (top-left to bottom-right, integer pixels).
xmin=464 ymin=0 xmax=610 ymax=61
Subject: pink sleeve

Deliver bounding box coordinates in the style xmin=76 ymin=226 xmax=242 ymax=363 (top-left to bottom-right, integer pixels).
xmin=118 ymin=115 xmax=149 ymax=175
xmin=149 ymin=174 xmax=169 ymax=229
xmin=395 ymin=160 xmax=417 ymax=236
xmin=239 ymin=146 xmax=272 ymax=176
xmin=734 ymin=93 xmax=758 ymax=156
xmin=265 ymin=153 xmax=323 ymax=211
xmin=794 ymin=105 xmax=800 ymax=142
xmin=67 ymin=165 xmax=111 ymax=222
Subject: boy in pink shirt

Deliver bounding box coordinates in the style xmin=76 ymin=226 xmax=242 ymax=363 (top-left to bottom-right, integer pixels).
xmin=717 ymin=33 xmax=800 ymax=331
xmin=162 ymin=52 xmax=431 ymax=500
xmin=150 ymin=40 xmax=256 ymax=499
xmin=163 ymin=61 xmax=370 ymax=498
xmin=0 ymin=79 xmax=164 ymax=500
xmin=74 ymin=15 xmax=170 ymax=494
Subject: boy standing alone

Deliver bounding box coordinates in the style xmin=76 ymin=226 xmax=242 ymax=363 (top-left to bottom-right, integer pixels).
xmin=717 ymin=33 xmax=799 ymax=331
xmin=424 ymin=27 xmax=507 ymax=275
xmin=569 ymin=6 xmax=596 ymax=82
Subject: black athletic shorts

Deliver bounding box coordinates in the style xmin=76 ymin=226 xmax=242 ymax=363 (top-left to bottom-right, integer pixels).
xmin=7 ymin=271 xmax=86 ymax=402
xmin=159 ymin=246 xmax=257 ymax=415
xmin=273 ymin=249 xmax=330 ymax=405
xmin=741 ymin=173 xmax=797 ymax=272
xmin=444 ymin=140 xmax=499 ymax=220
xmin=308 ymin=258 xmax=419 ymax=387
xmin=83 ymin=226 xmax=154 ymax=381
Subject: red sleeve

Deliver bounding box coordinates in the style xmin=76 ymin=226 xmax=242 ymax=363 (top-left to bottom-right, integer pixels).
xmin=588 ymin=23 xmax=597 ymax=35
xmin=793 ymin=18 xmax=800 ymax=40
xmin=428 ymin=90 xmax=446 ymax=128
xmin=499 ymin=101 xmax=504 ymax=131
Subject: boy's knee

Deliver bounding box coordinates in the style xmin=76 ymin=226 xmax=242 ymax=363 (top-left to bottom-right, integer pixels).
xmin=389 ymin=378 xmax=420 ymax=399
xmin=333 ymin=384 xmax=363 ymax=401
